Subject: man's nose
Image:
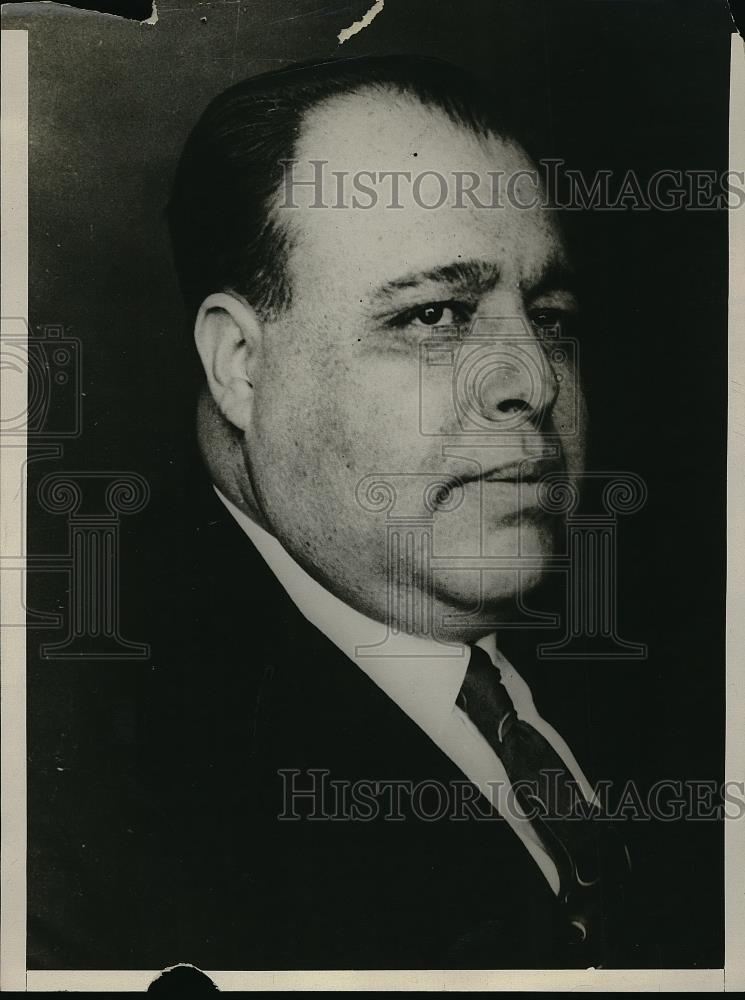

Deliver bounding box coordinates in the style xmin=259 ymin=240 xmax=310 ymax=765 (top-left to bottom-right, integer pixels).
xmin=458 ymin=335 xmax=559 ymax=429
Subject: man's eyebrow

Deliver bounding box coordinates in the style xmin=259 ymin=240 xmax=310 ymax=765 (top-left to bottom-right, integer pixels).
xmin=371 ymin=259 xmax=501 ymax=301
xmin=368 ymin=256 xmax=577 ymax=303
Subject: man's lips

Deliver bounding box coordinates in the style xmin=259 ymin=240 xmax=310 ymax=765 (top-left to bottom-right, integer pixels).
xmin=456 ymin=456 xmax=564 ymax=486
xmin=482 ymin=456 xmax=563 ymax=483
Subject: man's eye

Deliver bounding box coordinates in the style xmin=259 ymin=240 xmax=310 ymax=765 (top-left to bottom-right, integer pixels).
xmin=415 ymin=304 xmax=451 ymax=326
xmin=391 ymin=301 xmax=473 ymax=329
xmin=530 ymin=308 xmax=571 ymax=334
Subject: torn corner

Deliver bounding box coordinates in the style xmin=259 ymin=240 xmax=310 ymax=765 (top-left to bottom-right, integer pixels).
xmin=337 ymin=0 xmax=385 ymax=46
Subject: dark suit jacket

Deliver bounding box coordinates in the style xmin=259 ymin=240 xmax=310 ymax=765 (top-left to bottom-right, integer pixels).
xmin=27 ymin=454 xmax=723 ymax=972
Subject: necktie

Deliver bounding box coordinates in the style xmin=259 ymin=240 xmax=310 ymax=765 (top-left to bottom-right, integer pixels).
xmin=457 ymin=643 xmax=633 ymax=965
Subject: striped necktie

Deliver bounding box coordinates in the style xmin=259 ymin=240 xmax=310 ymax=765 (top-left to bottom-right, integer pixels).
xmin=457 ymin=643 xmax=633 ymax=965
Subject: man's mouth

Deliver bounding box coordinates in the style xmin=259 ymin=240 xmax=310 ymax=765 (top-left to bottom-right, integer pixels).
xmin=432 ymin=455 xmax=565 ymax=508
xmin=480 ymin=455 xmax=564 ymax=484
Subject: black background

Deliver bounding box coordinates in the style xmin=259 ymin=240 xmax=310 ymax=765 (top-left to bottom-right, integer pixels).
xmin=3 ymin=0 xmax=733 ymax=970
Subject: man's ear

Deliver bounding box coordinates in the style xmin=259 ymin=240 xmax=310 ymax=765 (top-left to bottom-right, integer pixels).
xmin=194 ymin=291 xmax=262 ymax=434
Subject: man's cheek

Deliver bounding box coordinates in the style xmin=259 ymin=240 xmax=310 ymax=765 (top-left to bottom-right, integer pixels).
xmin=332 ymin=396 xmax=399 ymax=468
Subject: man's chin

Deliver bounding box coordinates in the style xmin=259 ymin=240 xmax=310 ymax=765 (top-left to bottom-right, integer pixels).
xmin=430 ymin=520 xmax=555 ymax=633
xmin=433 ymin=562 xmax=548 ymax=614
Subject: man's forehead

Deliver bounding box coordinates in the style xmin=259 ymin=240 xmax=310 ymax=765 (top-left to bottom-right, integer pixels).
xmin=277 ymin=87 xmax=564 ymax=302
xmin=294 ymin=86 xmax=525 ymax=176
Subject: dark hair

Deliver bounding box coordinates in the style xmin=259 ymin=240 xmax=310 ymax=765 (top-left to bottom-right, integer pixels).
xmin=166 ymin=54 xmax=510 ymax=321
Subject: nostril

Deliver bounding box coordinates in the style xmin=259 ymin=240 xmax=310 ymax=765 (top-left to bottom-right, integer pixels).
xmin=496 ymin=397 xmax=531 ymax=415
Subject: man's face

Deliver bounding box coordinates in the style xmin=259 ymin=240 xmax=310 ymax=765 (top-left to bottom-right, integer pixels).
xmin=243 ymin=90 xmax=585 ymax=637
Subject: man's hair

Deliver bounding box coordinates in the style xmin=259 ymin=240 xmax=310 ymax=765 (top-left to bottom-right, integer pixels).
xmin=166 ymin=54 xmax=511 ymax=321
